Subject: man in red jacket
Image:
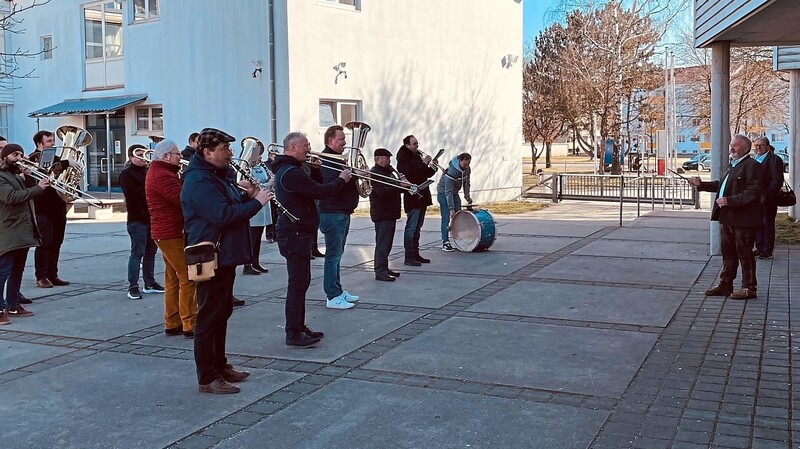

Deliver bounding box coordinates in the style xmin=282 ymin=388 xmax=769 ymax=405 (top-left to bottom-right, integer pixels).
xmin=146 ymin=139 xmax=197 ymax=338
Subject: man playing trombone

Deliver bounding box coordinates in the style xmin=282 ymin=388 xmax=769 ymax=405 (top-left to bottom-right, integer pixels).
xmin=120 ymin=145 xmax=163 ymax=300
xmin=0 ymin=143 xmax=49 ymax=324
xmin=273 ymin=132 xmax=351 ymax=346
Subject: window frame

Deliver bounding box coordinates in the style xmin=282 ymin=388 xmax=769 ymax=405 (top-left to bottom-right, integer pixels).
xmin=319 ymin=99 xmax=360 ymax=128
xmin=131 ymin=0 xmax=160 ymax=24
xmin=41 ymin=35 xmax=53 ymax=60
xmin=317 ymin=0 xmax=360 ymax=11
xmin=82 ymin=1 xmax=124 ymax=62
xmin=134 ymin=105 xmax=164 ymax=135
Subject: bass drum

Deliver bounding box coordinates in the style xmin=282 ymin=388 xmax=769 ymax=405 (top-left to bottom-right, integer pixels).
xmin=450 ymin=209 xmax=496 ymax=252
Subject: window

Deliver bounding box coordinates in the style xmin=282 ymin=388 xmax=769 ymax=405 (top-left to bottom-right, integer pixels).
xmin=319 ymin=100 xmax=359 ymax=127
xmin=677 ymin=134 xmax=686 ymax=143
xmin=772 ymin=133 xmax=785 ymax=143
xmin=691 ymin=118 xmax=701 ymax=127
xmin=690 ymin=134 xmax=700 ymax=142
xmin=318 ymin=0 xmax=359 ymax=10
xmin=135 ymin=105 xmax=163 ymax=133
xmin=83 ymin=1 xmax=123 ymax=60
xmin=132 ymin=0 xmax=159 ymax=23
xmin=0 ymin=106 xmax=9 ymax=139
xmin=41 ymin=36 xmax=52 ymax=60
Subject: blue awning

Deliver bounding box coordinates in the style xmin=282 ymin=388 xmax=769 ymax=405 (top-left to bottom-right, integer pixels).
xmin=29 ymin=94 xmax=148 ymax=118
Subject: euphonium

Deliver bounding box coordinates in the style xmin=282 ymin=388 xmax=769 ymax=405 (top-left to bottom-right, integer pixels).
xmin=52 ymin=125 xmax=92 ymax=202
xmin=344 ymin=121 xmax=372 ymax=197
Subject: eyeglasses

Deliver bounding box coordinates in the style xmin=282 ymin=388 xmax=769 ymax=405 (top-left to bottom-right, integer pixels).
xmin=168 ymin=151 xmax=181 ymax=156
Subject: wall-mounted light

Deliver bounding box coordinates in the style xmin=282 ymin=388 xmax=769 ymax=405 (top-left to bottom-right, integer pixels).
xmin=501 ymin=54 xmax=519 ymax=69
xmin=252 ymin=59 xmax=263 ymax=78
xmin=333 ymin=61 xmax=348 ymax=84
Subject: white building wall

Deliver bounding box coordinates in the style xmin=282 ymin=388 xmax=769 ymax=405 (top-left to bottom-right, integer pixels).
xmin=285 ymin=0 xmax=523 ymax=201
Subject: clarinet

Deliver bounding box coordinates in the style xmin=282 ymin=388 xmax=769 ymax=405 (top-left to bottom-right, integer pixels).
xmin=258 ymin=163 xmax=300 ymax=223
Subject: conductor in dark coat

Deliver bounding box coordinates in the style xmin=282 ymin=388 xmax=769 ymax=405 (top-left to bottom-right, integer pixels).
xmin=689 ymin=134 xmax=762 ymax=300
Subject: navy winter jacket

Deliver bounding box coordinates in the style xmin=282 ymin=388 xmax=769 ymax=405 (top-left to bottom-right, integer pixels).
xmin=180 ymin=154 xmax=263 ymax=268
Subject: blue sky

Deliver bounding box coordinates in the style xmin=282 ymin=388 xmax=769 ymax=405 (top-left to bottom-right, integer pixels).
xmin=523 ymin=0 xmax=555 ymax=45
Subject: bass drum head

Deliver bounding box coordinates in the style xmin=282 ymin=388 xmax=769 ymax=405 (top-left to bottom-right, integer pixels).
xmin=450 ymin=210 xmax=481 ymax=252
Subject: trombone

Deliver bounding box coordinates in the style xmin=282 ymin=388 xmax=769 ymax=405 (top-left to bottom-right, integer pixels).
xmin=313 ymin=150 xmax=429 ymax=196
xmin=17 ymin=158 xmax=105 ymax=208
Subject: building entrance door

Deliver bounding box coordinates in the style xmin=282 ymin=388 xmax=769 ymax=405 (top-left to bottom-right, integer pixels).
xmin=85 ymin=114 xmax=126 ymax=192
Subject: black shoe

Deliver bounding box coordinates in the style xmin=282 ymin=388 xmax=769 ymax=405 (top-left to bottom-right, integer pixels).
xmin=758 ymin=253 xmax=773 ymax=260
xmin=286 ymin=333 xmax=321 ymax=347
xmin=18 ymin=294 xmax=32 ymax=305
xmin=404 ymin=258 xmax=422 ymax=267
xmin=302 ymin=325 xmax=325 ymax=339
xmin=312 ymin=249 xmax=325 ymax=258
xmin=184 ymin=330 xmax=195 ymax=339
xmin=242 ymin=265 xmax=261 ymax=275
xmin=253 ymin=263 xmax=269 ymax=273
xmin=387 ymin=269 xmax=400 ymax=278
xmin=752 ymin=249 xmax=762 ymax=257
xmin=415 ymin=254 xmax=431 ymax=264
xmin=165 ymin=326 xmax=183 ymax=336
xmin=232 ymin=297 xmax=245 ymax=307
xmin=375 ymin=272 xmax=395 ymax=282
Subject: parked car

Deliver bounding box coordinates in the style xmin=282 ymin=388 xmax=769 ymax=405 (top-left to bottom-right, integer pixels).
xmin=682 ymin=153 xmax=711 ymax=171
xmin=776 ymin=151 xmax=789 ymax=173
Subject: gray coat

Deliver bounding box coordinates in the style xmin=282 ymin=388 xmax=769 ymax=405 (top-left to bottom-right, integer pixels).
xmin=0 ymin=161 xmax=44 ymax=256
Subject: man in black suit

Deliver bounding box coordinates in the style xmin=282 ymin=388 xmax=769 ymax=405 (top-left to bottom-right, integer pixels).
xmin=752 ymin=137 xmax=783 ymax=260
xmin=689 ymin=134 xmax=762 ymax=300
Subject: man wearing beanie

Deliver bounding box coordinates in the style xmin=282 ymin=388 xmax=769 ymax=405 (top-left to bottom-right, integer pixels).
xmin=368 ymin=148 xmax=406 ymax=281
xmin=0 ymin=143 xmax=49 ymax=324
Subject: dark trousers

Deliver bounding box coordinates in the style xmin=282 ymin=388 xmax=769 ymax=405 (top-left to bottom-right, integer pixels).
xmin=374 ymin=220 xmax=396 ymax=274
xmin=403 ymin=206 xmax=426 ymax=258
xmin=719 ymin=224 xmax=757 ymax=290
xmin=34 ymin=213 xmax=66 ymax=280
xmin=194 ymin=266 xmax=235 ymax=385
xmin=277 ymin=231 xmax=313 ymax=337
xmin=755 ymin=201 xmax=778 ymax=256
xmin=0 ymin=248 xmax=29 ymax=310
xmin=249 ymin=226 xmax=265 ymax=264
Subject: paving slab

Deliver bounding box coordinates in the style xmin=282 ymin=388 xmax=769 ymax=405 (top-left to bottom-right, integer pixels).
xmin=3 ymin=352 xmax=301 ymax=449
xmin=573 ymin=239 xmax=709 ymax=261
xmin=65 ymin=222 xmax=128 ymax=235
xmin=6 ymin=289 xmax=164 ymax=340
xmin=467 ymin=281 xmax=685 ymax=327
xmin=305 ymin=271 xmax=493 ymax=308
xmin=0 ymin=341 xmax=73 ymax=372
xmin=629 ymin=216 xmax=710 ymax=230
xmin=140 ymin=301 xmax=423 ymax=363
xmin=531 ymin=254 xmax=706 ymax=288
xmin=604 ymin=226 xmax=710 ymax=244
xmin=365 ymin=317 xmax=657 ymax=397
xmin=255 ymin=243 xmax=376 ymax=269
xmin=232 ymin=263 xmax=292 ymax=297
xmin=391 ymin=250 xmax=537 ymax=276
xmin=60 ymin=234 xmax=136 ymax=254
xmin=217 ymin=379 xmax=608 ymax=449
xmin=54 ymin=253 xmax=165 ymax=286
xmin=496 ymin=220 xmax=607 ymax=237
xmin=489 ymin=235 xmax=580 ymax=253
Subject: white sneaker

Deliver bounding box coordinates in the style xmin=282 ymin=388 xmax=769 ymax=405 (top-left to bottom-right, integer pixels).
xmin=342 ymin=291 xmax=360 ymax=302
xmin=327 ymin=294 xmax=355 ymax=310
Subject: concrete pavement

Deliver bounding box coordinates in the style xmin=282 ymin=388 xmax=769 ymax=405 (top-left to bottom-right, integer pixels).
xmin=0 ymin=201 xmax=795 ymax=448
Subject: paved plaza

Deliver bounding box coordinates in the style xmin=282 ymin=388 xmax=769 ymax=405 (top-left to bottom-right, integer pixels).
xmin=1 ymin=201 xmax=797 ymax=449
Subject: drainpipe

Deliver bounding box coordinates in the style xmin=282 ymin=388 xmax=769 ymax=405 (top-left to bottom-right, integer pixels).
xmin=106 ymin=113 xmax=111 ymax=198
xmin=268 ymin=0 xmax=278 ymax=145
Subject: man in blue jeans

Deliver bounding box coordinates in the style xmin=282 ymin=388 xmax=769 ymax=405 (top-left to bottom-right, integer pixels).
xmin=437 ymin=153 xmax=472 ymax=251
xmin=396 ymin=135 xmax=437 ymax=265
xmin=318 ymin=125 xmax=360 ymax=309
xmin=119 ymin=145 xmax=164 ymax=300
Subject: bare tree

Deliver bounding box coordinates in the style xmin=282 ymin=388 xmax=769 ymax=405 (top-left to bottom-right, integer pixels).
xmin=0 ymin=0 xmax=53 ymax=82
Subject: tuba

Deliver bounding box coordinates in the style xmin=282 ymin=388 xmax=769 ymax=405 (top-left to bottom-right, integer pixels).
xmin=344 ymin=121 xmax=372 ymax=197
xmin=54 ymin=125 xmax=92 ymax=202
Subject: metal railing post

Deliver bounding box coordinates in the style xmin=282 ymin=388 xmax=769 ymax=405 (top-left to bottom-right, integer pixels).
xmin=619 ymin=175 xmax=624 ymax=226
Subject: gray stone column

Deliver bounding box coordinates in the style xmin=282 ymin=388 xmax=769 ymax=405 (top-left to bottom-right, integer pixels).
xmin=709 ymin=41 xmax=730 ymax=255
xmin=790 ymin=70 xmax=800 ymax=219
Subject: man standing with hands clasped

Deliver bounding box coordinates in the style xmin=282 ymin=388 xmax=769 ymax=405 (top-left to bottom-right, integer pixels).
xmin=688 ymin=134 xmax=762 ymax=300
xmin=751 ymin=137 xmax=783 ymax=260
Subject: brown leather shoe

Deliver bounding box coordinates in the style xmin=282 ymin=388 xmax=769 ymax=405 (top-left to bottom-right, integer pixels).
xmin=198 ymin=378 xmax=240 ymax=394
xmin=8 ymin=305 xmax=34 ymax=317
xmin=730 ymin=288 xmax=757 ymax=300
xmin=36 ymin=278 xmax=53 ymax=288
xmin=220 ymin=365 xmax=250 ymax=383
xmin=49 ymin=278 xmax=71 ymax=286
xmin=704 ymin=285 xmax=732 ymax=296
xmin=0 ymin=309 xmax=10 ymax=325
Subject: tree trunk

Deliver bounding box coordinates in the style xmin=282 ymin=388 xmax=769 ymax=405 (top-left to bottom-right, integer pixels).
xmin=611 ymin=141 xmax=622 ymax=175
xmin=530 ymin=146 xmax=540 ymax=175
xmin=545 ymin=141 xmax=552 ymax=168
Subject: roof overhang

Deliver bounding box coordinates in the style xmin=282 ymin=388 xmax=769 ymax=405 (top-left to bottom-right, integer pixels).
xmin=29 ymin=94 xmax=148 ymax=118
xmin=696 ymin=0 xmax=800 ymax=48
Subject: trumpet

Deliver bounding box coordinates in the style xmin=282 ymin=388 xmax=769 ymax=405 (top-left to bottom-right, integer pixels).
xmin=17 ymin=158 xmax=105 ymax=208
xmin=420 ymin=148 xmax=446 ymax=173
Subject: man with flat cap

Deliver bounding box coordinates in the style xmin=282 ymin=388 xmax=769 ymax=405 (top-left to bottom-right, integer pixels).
xmin=181 ymin=127 xmax=272 ymax=394
xmin=369 ymin=148 xmax=408 ymax=281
